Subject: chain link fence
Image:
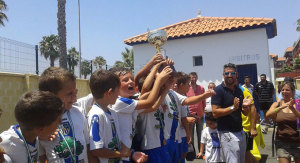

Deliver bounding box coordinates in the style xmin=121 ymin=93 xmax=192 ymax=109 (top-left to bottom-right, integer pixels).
xmin=0 ymin=36 xmax=112 ymax=79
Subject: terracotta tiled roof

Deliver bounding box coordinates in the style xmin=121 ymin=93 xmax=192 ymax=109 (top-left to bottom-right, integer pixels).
xmin=269 ymin=53 xmax=278 ymax=59
xmin=285 ymin=46 xmax=294 ymax=52
xmin=124 ymin=17 xmax=277 ymax=45
xmin=277 ymin=57 xmax=286 ymax=62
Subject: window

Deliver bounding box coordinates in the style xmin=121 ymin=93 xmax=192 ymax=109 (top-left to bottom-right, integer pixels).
xmin=193 ymin=56 xmax=203 ymax=66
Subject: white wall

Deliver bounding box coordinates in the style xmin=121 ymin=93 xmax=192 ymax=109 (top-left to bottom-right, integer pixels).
xmin=133 ymin=28 xmax=271 ymax=88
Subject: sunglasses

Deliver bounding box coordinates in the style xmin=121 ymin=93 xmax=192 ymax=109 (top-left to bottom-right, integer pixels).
xmin=224 ymin=72 xmax=236 ymax=76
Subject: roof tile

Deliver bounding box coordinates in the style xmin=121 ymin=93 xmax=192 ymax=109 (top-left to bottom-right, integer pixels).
xmin=124 ymin=16 xmax=276 ymax=45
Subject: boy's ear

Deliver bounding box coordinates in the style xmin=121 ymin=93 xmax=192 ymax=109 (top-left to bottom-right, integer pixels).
xmin=106 ymin=88 xmax=113 ymax=95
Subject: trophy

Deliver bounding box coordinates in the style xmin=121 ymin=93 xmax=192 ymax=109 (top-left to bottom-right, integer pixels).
xmin=147 ymin=29 xmax=167 ymax=57
xmin=147 ymin=29 xmax=176 ymax=72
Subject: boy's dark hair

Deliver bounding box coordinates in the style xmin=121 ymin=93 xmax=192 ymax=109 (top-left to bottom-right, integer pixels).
xmin=90 ymin=69 xmax=120 ymax=99
xmin=223 ymin=63 xmax=236 ymax=71
xmin=15 ymin=90 xmax=64 ymax=131
xmin=137 ymin=76 xmax=148 ymax=93
xmin=189 ymin=72 xmax=198 ymax=78
xmin=205 ymin=112 xmax=216 ymax=122
xmin=244 ymin=76 xmax=250 ymax=80
xmin=39 ymin=67 xmax=76 ymax=94
xmin=176 ymin=72 xmax=191 ymax=85
xmin=260 ymin=74 xmax=266 ymax=77
xmin=109 ymin=67 xmax=132 ymax=77
xmin=284 ymin=77 xmax=294 ymax=83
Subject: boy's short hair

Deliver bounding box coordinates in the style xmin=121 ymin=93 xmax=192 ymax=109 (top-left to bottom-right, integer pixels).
xmin=244 ymin=76 xmax=250 ymax=80
xmin=15 ymin=90 xmax=64 ymax=131
xmin=109 ymin=67 xmax=132 ymax=77
xmin=90 ymin=69 xmax=120 ymax=99
xmin=39 ymin=67 xmax=76 ymax=94
xmin=176 ymin=72 xmax=191 ymax=85
xmin=205 ymin=112 xmax=216 ymax=122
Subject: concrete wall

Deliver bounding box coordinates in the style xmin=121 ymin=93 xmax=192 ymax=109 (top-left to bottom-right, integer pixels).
xmin=133 ymin=28 xmax=272 ymax=88
xmin=0 ymin=72 xmax=90 ymax=132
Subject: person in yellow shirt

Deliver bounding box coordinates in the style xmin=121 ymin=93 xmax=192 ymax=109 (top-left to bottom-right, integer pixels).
xmin=240 ymin=86 xmax=258 ymax=163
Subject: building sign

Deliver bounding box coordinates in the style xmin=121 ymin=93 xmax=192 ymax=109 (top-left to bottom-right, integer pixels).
xmin=229 ymin=54 xmax=260 ymax=63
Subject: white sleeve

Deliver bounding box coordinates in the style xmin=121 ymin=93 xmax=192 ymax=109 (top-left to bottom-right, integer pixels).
xmin=112 ymin=98 xmax=137 ymax=114
xmin=3 ymin=154 xmax=12 ymax=163
xmin=174 ymin=91 xmax=187 ymax=105
xmin=75 ymin=94 xmax=94 ymax=115
xmin=200 ymin=128 xmax=207 ymax=144
xmin=88 ymin=113 xmax=105 ymax=150
xmin=180 ymin=105 xmax=188 ymax=118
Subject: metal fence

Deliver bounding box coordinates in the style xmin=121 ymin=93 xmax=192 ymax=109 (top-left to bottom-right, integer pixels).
xmin=0 ymin=36 xmax=112 ymax=79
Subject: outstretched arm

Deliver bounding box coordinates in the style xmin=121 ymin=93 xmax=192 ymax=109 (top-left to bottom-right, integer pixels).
xmin=182 ymin=90 xmax=215 ymax=105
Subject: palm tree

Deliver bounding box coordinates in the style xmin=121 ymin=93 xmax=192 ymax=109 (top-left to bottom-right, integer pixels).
xmin=0 ymin=0 xmax=8 ymax=26
xmin=93 ymin=56 xmax=106 ymax=69
xmin=57 ymin=0 xmax=67 ymax=69
xmin=81 ymin=60 xmax=91 ymax=79
xmin=39 ymin=35 xmax=59 ymax=67
xmin=121 ymin=47 xmax=134 ymax=71
xmin=67 ymin=47 xmax=79 ymax=73
xmin=113 ymin=61 xmax=124 ymax=68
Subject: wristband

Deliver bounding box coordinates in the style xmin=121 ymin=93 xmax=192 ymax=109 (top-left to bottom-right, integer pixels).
xmin=129 ymin=150 xmax=134 ymax=161
xmin=274 ymin=108 xmax=278 ymax=113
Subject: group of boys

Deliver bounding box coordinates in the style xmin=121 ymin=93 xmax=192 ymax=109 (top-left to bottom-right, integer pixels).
xmin=0 ymin=53 xmax=217 ymax=163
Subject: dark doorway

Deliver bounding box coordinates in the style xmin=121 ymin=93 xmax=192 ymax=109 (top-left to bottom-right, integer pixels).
xmin=237 ymin=64 xmax=258 ymax=86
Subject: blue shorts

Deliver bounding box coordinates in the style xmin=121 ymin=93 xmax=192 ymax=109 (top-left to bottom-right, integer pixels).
xmin=181 ymin=137 xmax=188 ymax=153
xmin=166 ymin=139 xmax=180 ymax=163
xmin=143 ymin=146 xmax=171 ymax=163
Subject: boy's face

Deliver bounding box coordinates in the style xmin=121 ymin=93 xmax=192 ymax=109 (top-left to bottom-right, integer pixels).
xmin=206 ymin=120 xmax=217 ymax=129
xmin=38 ymin=114 xmax=62 ymax=138
xmin=179 ymin=80 xmax=190 ymax=94
xmin=109 ymin=86 xmax=120 ymax=104
xmin=56 ymin=80 xmax=77 ymax=110
xmin=119 ymin=73 xmax=135 ymax=98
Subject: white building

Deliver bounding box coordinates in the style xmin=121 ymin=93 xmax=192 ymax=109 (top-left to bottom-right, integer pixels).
xmin=124 ymin=16 xmax=277 ymax=88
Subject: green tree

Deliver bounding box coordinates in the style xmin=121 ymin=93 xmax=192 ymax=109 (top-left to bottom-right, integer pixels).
xmin=81 ymin=60 xmax=91 ymax=79
xmin=294 ymin=54 xmax=300 ymax=69
xmin=67 ymin=47 xmax=79 ymax=73
xmin=0 ymin=0 xmax=8 ymax=26
xmin=93 ymin=56 xmax=106 ymax=69
xmin=113 ymin=61 xmax=125 ymax=68
xmin=120 ymin=47 xmax=134 ymax=71
xmin=57 ymin=0 xmax=67 ymax=69
xmin=39 ymin=35 xmax=59 ymax=67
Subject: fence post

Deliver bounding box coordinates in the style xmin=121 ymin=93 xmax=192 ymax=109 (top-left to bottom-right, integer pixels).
xmin=35 ymin=45 xmax=39 ymax=75
xmin=90 ymin=60 xmax=93 ymax=73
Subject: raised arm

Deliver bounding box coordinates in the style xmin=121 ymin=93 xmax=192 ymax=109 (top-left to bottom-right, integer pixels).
xmin=266 ymin=101 xmax=284 ymax=119
xmin=134 ymin=53 xmax=164 ymax=86
xmin=141 ymin=60 xmax=166 ymax=95
xmin=135 ymin=66 xmax=172 ymax=110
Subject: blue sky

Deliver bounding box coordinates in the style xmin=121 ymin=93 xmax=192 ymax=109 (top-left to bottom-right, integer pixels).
xmin=0 ymin=0 xmax=299 ymax=65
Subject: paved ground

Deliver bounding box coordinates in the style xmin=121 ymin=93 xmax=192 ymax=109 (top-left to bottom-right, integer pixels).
xmin=187 ymin=127 xmax=278 ymax=163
